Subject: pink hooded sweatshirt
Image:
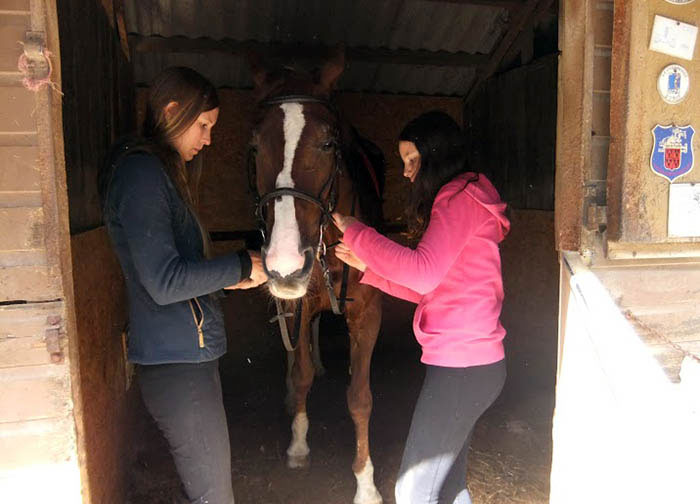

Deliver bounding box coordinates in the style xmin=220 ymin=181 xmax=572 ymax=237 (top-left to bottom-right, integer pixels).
xmin=343 ymin=173 xmax=510 ymax=368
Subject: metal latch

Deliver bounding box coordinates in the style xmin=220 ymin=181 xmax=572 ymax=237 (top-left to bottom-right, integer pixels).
xmin=583 ymin=180 xmax=607 ymax=232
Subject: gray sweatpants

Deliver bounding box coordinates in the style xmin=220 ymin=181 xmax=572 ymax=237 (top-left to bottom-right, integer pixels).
xmin=395 ymin=359 xmax=506 ymax=504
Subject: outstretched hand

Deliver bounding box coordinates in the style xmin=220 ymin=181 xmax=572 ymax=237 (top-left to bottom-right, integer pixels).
xmin=226 ymin=250 xmax=267 ymax=290
xmin=332 ymin=212 xmax=359 ymax=234
xmin=334 ymin=242 xmax=367 ymax=272
xmin=332 ymin=212 xmax=365 ymax=271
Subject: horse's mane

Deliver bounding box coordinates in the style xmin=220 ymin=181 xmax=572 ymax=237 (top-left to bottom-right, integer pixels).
xmin=341 ymin=128 xmax=385 ymax=230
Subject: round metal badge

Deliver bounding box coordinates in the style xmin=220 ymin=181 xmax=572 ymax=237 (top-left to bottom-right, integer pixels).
xmin=664 ymin=0 xmax=695 ymax=4
xmin=657 ymin=64 xmax=690 ymax=105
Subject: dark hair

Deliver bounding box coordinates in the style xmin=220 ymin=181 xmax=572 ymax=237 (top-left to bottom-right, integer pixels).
xmin=399 ymin=110 xmax=477 ymax=239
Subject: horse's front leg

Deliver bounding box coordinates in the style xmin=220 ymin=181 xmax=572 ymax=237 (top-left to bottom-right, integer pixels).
xmin=311 ymin=314 xmax=326 ymax=376
xmin=346 ymin=286 xmax=383 ymax=504
xmin=286 ymin=302 xmax=315 ymax=469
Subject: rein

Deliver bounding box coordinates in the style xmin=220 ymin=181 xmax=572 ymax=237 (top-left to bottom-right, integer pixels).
xmin=250 ymin=94 xmax=355 ymax=352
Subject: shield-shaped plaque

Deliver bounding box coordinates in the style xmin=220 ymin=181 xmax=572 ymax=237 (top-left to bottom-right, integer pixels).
xmin=650 ymin=125 xmax=695 ymax=182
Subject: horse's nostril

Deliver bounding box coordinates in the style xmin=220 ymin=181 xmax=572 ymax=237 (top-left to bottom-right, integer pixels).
xmin=299 ymin=247 xmax=315 ymax=277
xmin=267 ymin=270 xmax=283 ymax=280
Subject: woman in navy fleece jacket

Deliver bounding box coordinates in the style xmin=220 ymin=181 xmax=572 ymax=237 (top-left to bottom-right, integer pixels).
xmin=100 ymin=67 xmax=266 ymax=503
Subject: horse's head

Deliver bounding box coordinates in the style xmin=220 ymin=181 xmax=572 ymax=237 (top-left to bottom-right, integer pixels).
xmin=249 ymin=49 xmax=345 ymax=299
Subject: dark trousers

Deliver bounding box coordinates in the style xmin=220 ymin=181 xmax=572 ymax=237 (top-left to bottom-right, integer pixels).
xmin=137 ymin=359 xmax=235 ymax=504
xmin=395 ymin=359 xmax=506 ymax=504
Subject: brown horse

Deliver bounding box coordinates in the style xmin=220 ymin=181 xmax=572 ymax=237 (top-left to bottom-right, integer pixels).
xmin=248 ymin=49 xmax=385 ymax=504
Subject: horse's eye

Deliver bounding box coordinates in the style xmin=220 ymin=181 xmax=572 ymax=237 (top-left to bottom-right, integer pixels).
xmin=320 ymin=140 xmax=335 ymax=152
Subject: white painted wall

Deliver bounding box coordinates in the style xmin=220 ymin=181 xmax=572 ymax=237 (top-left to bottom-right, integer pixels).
xmin=551 ymin=253 xmax=699 ymax=504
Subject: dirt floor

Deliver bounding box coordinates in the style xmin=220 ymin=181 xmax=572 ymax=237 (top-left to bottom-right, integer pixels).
xmin=127 ymin=210 xmax=558 ymax=504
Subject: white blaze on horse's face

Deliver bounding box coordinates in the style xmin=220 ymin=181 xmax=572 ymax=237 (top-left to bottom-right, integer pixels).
xmin=265 ymin=102 xmax=308 ymax=296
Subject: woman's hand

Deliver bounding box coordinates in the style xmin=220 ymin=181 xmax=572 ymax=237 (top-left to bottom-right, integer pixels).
xmin=332 ymin=212 xmax=359 ymax=234
xmin=334 ymin=242 xmax=366 ymax=272
xmin=227 ymin=250 xmax=267 ymax=290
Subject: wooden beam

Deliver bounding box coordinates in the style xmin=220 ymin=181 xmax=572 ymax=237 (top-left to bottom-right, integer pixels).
xmin=128 ymin=35 xmax=489 ymax=68
xmin=502 ymin=0 xmax=558 ymax=71
xmin=422 ymin=0 xmax=526 ymax=8
xmin=464 ymin=0 xmax=555 ymax=103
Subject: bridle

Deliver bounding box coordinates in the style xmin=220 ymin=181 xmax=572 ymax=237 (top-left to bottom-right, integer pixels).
xmin=249 ymin=94 xmax=354 ymax=351
xmin=252 ymin=95 xmax=343 ymax=243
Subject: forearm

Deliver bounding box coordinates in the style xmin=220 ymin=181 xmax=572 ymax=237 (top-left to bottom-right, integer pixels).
xmin=133 ymin=251 xmax=244 ymax=305
xmin=344 ymin=223 xmax=450 ymax=294
xmin=360 ymin=268 xmax=422 ymax=303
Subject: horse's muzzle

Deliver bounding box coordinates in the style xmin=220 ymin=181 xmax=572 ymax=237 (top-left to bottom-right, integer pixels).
xmin=262 ymin=246 xmax=315 ymax=299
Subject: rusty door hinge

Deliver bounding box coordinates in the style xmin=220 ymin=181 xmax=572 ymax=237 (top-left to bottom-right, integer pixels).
xmin=583 ymin=180 xmax=607 ymax=232
xmin=21 ymin=31 xmax=49 ymax=81
xmin=45 ymin=315 xmax=64 ymax=364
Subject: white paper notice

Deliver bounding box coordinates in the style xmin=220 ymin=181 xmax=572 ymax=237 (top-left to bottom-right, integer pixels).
xmin=649 ymin=15 xmax=698 ymax=61
xmin=668 ymin=183 xmax=700 ymax=237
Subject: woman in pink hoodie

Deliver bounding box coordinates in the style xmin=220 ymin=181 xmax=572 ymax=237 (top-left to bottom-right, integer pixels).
xmin=333 ymin=111 xmax=510 ymax=504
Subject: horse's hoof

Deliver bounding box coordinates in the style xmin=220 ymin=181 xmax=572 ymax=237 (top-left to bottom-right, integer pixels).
xmin=353 ymin=458 xmax=382 ymax=504
xmin=287 ymin=454 xmax=310 ymax=469
xmin=353 ymin=492 xmax=382 ymax=504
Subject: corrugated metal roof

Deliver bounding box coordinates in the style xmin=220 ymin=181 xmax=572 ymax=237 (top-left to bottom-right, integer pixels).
xmin=124 ymin=0 xmax=509 ymax=96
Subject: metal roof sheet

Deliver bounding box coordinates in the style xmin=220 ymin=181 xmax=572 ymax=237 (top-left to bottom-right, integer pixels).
xmin=124 ymin=0 xmax=509 ymax=96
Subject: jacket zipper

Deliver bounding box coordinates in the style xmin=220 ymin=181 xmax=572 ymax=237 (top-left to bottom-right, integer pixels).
xmin=188 ymin=298 xmax=205 ymax=348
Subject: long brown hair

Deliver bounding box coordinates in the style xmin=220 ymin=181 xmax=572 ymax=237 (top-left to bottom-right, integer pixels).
xmin=142 ymin=67 xmax=219 ymax=210
xmin=100 ymin=67 xmax=219 ymax=257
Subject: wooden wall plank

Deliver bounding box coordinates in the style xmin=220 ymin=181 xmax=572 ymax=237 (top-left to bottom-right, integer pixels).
xmin=0 ymin=146 xmax=40 ymax=191
xmin=0 ymin=87 xmax=37 ymax=131
xmin=0 ymin=1 xmax=31 ymax=10
xmin=0 ymin=191 xmax=42 ymax=207
xmin=0 ymin=334 xmax=52 ymax=366
xmin=0 ymin=418 xmax=75 ymax=472
xmin=0 ymin=249 xmax=47 ymax=266
xmin=0 ymin=207 xmax=44 ymax=250
xmin=593 ymin=49 xmax=611 ymax=91
xmin=0 ymin=301 xmax=62 ymax=338
xmin=593 ymin=2 xmax=614 ymax=46
xmin=0 ymin=12 xmax=28 ymax=72
xmin=0 ymin=131 xmax=37 ymax=145
xmin=0 ymin=265 xmax=60 ymax=301
xmin=591 ymin=93 xmax=610 ymax=137
xmin=0 ymin=364 xmax=72 ymax=423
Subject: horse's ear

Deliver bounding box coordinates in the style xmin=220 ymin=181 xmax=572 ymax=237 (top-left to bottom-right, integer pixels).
xmin=247 ymin=51 xmax=268 ymax=89
xmin=318 ymin=45 xmax=345 ymax=92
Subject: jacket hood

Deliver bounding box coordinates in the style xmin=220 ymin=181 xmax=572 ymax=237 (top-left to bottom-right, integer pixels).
xmin=460 ymin=173 xmax=510 ymax=241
